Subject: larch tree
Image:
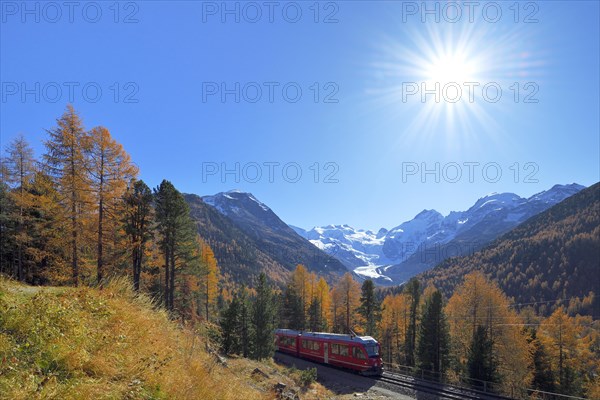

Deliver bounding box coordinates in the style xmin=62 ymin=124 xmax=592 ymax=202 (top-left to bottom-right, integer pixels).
xmin=0 ymin=178 xmax=16 ymax=276
xmin=123 ymin=179 xmax=153 ymax=291
xmin=199 ymin=239 xmax=219 ymax=322
xmin=22 ymin=170 xmax=69 ymax=284
xmin=446 ymin=272 xmax=532 ymax=395
xmin=291 ymin=264 xmax=310 ymax=326
xmin=380 ymin=293 xmax=410 ymax=364
xmin=315 ymin=277 xmax=332 ymax=329
xmin=404 ymin=278 xmax=421 ymax=366
xmin=333 ymin=272 xmax=361 ymax=333
xmin=86 ymin=126 xmax=138 ymax=283
xmin=3 ymin=134 xmax=36 ymax=281
xmin=539 ymin=306 xmax=580 ymax=394
xmin=43 ymin=105 xmax=92 ymax=286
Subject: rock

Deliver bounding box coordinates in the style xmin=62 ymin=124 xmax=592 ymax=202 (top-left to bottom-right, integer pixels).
xmin=274 ymin=382 xmax=287 ymax=391
xmin=214 ymin=354 xmax=228 ymax=367
xmin=251 ymin=367 xmax=269 ymax=379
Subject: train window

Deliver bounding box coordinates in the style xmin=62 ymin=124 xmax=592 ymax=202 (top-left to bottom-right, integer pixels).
xmin=331 ymin=343 xmax=339 ymax=355
xmin=313 ymin=342 xmax=320 ymax=351
xmin=364 ymin=344 xmax=379 ymax=357
xmin=302 ymin=340 xmax=307 ymax=349
xmin=353 ymin=347 xmax=366 ymax=359
xmin=339 ymin=344 xmax=349 ymax=356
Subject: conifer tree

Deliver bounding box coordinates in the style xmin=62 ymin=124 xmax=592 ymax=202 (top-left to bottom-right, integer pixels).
xmin=3 ymin=134 xmax=36 ymax=281
xmin=416 ymin=289 xmax=450 ymax=379
xmin=539 ymin=307 xmax=581 ymax=394
xmin=358 ymin=279 xmax=382 ymax=337
xmin=404 ymin=278 xmax=420 ymax=366
xmin=467 ymin=326 xmax=498 ymax=389
xmin=22 ymin=171 xmax=69 ymax=284
xmin=86 ymin=126 xmax=138 ymax=283
xmin=238 ymin=286 xmax=251 ymax=357
xmin=446 ymin=272 xmax=532 ymax=393
xmin=333 ymin=272 xmax=361 ymax=333
xmin=199 ymin=239 xmax=219 ymax=322
xmin=282 ymin=282 xmax=304 ymax=330
xmin=0 ymin=179 xmax=16 ymax=276
xmin=221 ymin=293 xmax=240 ymax=354
xmin=43 ymin=105 xmax=91 ymax=286
xmin=527 ymin=328 xmax=556 ymax=393
xmin=315 ymin=277 xmax=332 ymax=329
xmin=154 ymin=180 xmax=195 ymax=311
xmin=308 ymin=298 xmax=323 ymax=332
xmin=252 ymin=273 xmax=275 ymax=359
xmin=123 ymin=179 xmax=153 ymax=291
xmin=291 ymin=264 xmax=310 ymax=326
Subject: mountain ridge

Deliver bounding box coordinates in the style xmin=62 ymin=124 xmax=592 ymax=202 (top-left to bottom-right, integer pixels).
xmin=417 ymin=181 xmax=600 ymax=316
xmin=293 ymin=183 xmax=585 ymax=284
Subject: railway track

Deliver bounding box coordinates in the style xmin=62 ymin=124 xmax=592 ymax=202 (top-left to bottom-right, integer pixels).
xmin=375 ymin=371 xmax=516 ymax=400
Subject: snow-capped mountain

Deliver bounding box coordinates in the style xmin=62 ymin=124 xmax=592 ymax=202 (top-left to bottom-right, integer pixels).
xmin=291 ymin=224 xmax=392 ymax=271
xmin=293 ymin=183 xmax=585 ymax=284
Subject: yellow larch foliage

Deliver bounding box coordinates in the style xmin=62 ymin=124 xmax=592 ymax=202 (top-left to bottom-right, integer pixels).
xmin=446 ymin=271 xmax=532 ymax=394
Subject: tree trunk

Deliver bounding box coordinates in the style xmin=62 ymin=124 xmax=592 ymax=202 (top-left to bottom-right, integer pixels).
xmin=133 ymin=245 xmax=140 ymax=291
xmin=71 ymin=146 xmax=79 ymax=286
xmin=169 ymin=246 xmax=175 ymax=311
xmin=97 ymin=195 xmax=103 ymax=284
xmin=72 ymin=200 xmax=78 ymax=286
xmin=164 ymin=244 xmax=170 ymax=309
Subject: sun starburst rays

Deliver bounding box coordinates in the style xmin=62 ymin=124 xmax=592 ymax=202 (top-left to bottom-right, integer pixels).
xmin=368 ymin=19 xmax=543 ymax=154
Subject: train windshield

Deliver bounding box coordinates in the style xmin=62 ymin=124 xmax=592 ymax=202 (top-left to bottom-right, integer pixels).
xmin=364 ymin=343 xmax=379 ymax=357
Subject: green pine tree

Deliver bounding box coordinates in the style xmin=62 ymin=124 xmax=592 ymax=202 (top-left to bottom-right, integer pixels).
xmin=154 ymin=180 xmax=196 ymax=311
xmin=416 ymin=290 xmax=450 ymax=380
xmin=252 ymin=273 xmax=275 ymax=360
xmin=221 ymin=293 xmax=240 ymax=354
xmin=123 ymin=179 xmax=153 ymax=291
xmin=404 ymin=278 xmax=420 ymax=366
xmin=282 ymin=282 xmax=304 ymax=330
xmin=467 ymin=325 xmax=498 ymax=389
xmin=358 ymin=279 xmax=382 ymax=337
xmin=238 ymin=286 xmax=251 ymax=358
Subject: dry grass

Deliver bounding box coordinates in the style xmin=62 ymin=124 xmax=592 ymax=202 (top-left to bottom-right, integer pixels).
xmin=0 ymin=277 xmax=268 ymax=400
xmin=227 ymin=356 xmax=334 ymax=399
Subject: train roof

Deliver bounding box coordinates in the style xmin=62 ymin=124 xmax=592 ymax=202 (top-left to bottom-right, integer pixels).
xmin=274 ymin=328 xmax=378 ymax=345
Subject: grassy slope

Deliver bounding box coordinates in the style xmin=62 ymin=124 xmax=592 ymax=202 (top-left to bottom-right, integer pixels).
xmin=0 ymin=277 xmax=271 ymax=400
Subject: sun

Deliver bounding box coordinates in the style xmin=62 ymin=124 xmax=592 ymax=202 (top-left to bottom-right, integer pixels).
xmin=424 ymin=53 xmax=478 ymax=85
xmin=368 ymin=19 xmax=543 ymax=153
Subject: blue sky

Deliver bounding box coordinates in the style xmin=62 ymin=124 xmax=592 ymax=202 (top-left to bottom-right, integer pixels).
xmin=1 ymin=1 xmax=599 ymax=231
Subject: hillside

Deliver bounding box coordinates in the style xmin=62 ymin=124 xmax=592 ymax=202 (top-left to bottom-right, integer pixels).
xmin=186 ymin=193 xmax=347 ymax=287
xmin=0 ymin=277 xmax=330 ymax=400
xmin=418 ymin=182 xmax=600 ymax=316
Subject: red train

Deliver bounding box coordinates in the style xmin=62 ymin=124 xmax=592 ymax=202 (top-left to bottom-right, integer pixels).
xmin=274 ymin=328 xmax=384 ymax=376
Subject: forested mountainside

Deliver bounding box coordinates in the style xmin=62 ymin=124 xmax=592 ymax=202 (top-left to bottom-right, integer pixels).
xmin=185 ymin=193 xmax=345 ymax=287
xmin=418 ymin=182 xmax=600 ymax=317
